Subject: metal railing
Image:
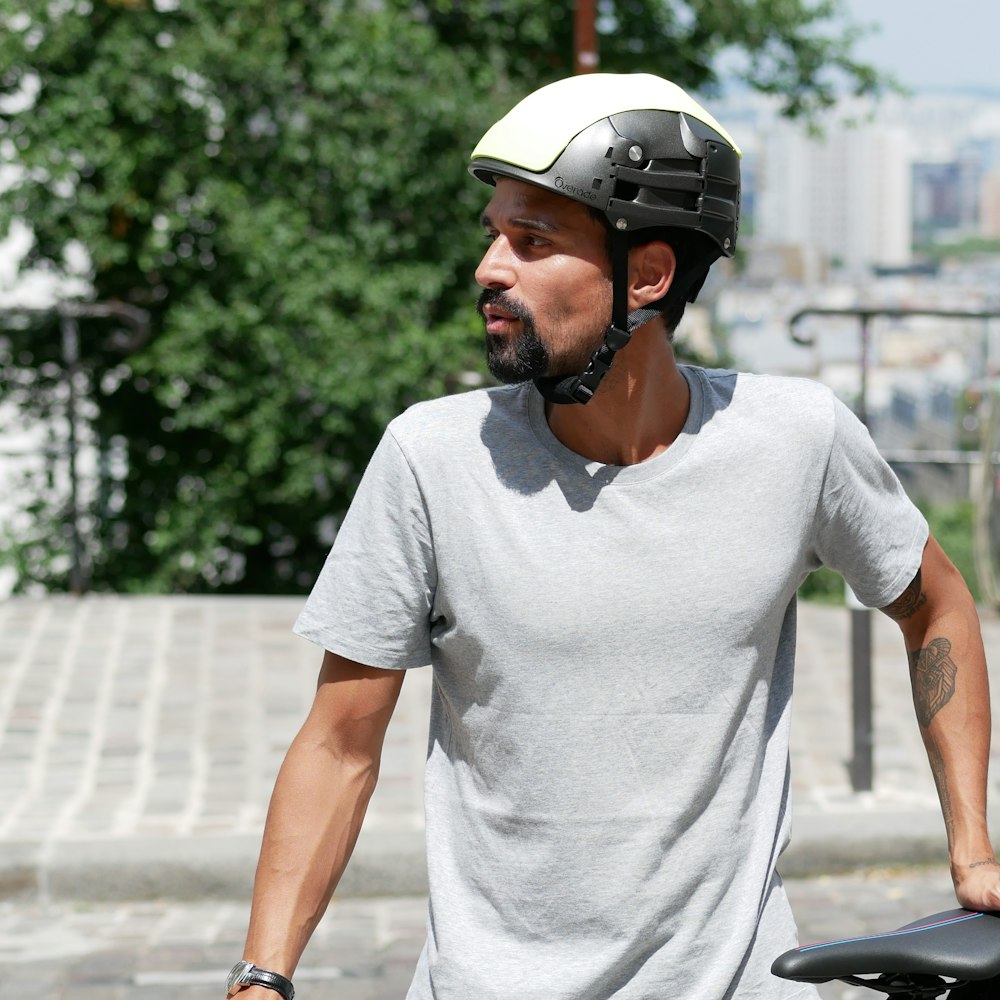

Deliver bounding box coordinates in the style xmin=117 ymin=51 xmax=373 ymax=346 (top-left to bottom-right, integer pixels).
xmin=0 ymin=302 xmax=150 ymax=595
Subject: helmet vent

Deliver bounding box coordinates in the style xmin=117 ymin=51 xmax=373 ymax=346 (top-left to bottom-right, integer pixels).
xmin=615 ymin=180 xmax=640 ymax=203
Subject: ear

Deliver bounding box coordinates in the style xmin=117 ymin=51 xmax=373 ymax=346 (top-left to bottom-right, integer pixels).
xmin=628 ymin=240 xmax=676 ymax=311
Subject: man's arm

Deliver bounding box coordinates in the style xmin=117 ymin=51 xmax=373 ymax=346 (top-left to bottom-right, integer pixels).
xmin=232 ymin=650 xmax=405 ymax=997
xmin=880 ymin=534 xmax=1000 ymax=910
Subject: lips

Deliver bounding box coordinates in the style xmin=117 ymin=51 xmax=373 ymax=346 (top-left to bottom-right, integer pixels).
xmin=477 ymin=288 xmax=531 ymax=336
xmin=482 ymin=304 xmax=520 ymax=334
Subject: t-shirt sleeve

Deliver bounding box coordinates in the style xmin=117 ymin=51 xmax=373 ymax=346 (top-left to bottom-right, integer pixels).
xmin=293 ymin=428 xmax=436 ymax=669
xmin=812 ymin=395 xmax=928 ymax=608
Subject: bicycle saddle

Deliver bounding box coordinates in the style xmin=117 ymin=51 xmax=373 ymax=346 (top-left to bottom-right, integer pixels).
xmin=772 ymin=909 xmax=1000 ymax=984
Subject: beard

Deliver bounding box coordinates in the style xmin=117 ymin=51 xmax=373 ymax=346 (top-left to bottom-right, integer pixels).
xmin=478 ymin=288 xmax=550 ymax=383
xmin=477 ymin=287 xmax=608 ymax=385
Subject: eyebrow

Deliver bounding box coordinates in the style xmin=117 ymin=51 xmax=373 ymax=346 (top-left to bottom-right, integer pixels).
xmin=480 ymin=212 xmax=559 ymax=234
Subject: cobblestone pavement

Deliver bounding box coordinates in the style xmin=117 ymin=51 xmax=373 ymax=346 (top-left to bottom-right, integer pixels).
xmin=2 ymin=595 xmax=999 ymax=998
xmin=0 ymin=868 xmax=965 ymax=1000
xmin=3 ymin=596 xmax=1000 ymax=900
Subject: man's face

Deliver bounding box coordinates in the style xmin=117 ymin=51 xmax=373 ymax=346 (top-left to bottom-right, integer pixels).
xmin=476 ymin=179 xmax=613 ymax=384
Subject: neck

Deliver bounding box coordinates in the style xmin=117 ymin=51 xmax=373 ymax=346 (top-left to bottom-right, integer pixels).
xmin=544 ymin=320 xmax=690 ymax=466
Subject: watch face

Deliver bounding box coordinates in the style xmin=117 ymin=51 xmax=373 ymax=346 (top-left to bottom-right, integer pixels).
xmin=227 ymin=961 xmax=254 ymax=991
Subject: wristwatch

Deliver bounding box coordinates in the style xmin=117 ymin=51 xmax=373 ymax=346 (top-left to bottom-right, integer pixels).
xmin=226 ymin=960 xmax=295 ymax=999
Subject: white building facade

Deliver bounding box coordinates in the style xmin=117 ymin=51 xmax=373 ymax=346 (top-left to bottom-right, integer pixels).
xmin=754 ymin=117 xmax=913 ymax=273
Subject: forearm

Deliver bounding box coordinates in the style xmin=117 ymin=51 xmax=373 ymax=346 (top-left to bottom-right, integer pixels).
xmin=241 ymin=733 xmax=380 ymax=979
xmin=881 ymin=532 xmax=999 ymax=913
xmin=906 ymin=594 xmax=992 ymax=865
xmin=886 ymin=536 xmax=997 ymax=903
xmin=226 ymin=653 xmax=403 ymax=998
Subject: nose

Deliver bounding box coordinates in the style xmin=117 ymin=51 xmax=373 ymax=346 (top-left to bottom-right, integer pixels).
xmin=475 ymin=235 xmax=516 ymax=290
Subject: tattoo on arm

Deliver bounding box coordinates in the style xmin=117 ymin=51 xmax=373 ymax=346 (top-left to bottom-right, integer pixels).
xmin=910 ymin=638 xmax=960 ymax=842
xmin=881 ymin=569 xmax=927 ymax=621
xmin=908 ymin=637 xmax=958 ymax=728
xmin=968 ymin=858 xmax=1000 ymax=870
xmin=927 ymin=741 xmax=954 ymax=840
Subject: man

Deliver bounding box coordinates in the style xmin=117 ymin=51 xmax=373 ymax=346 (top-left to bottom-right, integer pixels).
xmin=228 ymin=74 xmax=997 ymax=1000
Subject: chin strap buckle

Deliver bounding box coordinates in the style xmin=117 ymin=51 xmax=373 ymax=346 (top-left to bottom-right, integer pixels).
xmin=569 ymin=306 xmax=660 ymax=404
xmin=572 ymin=325 xmax=631 ymax=401
xmin=535 ymin=309 xmax=659 ymax=406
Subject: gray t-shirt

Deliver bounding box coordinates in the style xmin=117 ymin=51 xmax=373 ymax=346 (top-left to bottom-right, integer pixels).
xmin=295 ymin=367 xmax=928 ymax=999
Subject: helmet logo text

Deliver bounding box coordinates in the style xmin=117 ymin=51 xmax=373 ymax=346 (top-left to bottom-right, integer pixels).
xmin=554 ymin=176 xmax=598 ymax=201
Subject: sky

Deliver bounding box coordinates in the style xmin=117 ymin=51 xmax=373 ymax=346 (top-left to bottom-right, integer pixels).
xmin=839 ymin=0 xmax=1000 ymax=93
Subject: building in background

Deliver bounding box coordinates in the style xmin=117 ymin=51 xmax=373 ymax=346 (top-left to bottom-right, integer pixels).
xmin=912 ymin=158 xmax=981 ymax=245
xmin=753 ymin=117 xmax=912 ymax=274
xmin=708 ymin=90 xmax=1000 ymax=509
xmin=980 ymin=166 xmax=1000 ymax=238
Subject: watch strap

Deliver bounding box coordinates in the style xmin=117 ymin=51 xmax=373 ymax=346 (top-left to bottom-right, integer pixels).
xmin=229 ymin=962 xmax=295 ymax=1000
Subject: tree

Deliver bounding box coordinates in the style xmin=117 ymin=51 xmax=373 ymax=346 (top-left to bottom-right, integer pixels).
xmin=0 ymin=0 xmax=887 ymax=594
xmin=398 ymin=0 xmax=887 ymax=118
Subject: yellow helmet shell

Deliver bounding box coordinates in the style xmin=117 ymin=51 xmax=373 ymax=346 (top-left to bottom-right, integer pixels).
xmin=472 ymin=73 xmax=740 ymax=172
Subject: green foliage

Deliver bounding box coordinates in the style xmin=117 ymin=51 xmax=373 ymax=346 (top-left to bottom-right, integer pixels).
xmin=0 ymin=0 xmax=890 ymax=593
xmin=798 ymin=565 xmax=846 ymax=605
xmin=919 ymin=500 xmax=981 ymax=603
xmin=915 ymin=237 xmax=1000 ymax=263
xmin=1 ymin=0 xmax=507 ymax=592
xmin=388 ymin=0 xmax=888 ymax=118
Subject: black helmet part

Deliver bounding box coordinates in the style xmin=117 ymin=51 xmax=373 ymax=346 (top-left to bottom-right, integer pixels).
xmin=471 ymin=110 xmax=739 ymax=261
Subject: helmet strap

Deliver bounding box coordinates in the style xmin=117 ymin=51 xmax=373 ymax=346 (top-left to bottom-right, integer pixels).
xmin=534 ymin=233 xmax=657 ymax=406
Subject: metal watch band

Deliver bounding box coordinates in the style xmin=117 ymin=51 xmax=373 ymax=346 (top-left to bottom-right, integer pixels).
xmin=227 ymin=961 xmax=295 ymax=1000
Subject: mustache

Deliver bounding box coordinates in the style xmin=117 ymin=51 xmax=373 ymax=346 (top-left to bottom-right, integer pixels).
xmin=476 ymin=287 xmax=534 ymax=325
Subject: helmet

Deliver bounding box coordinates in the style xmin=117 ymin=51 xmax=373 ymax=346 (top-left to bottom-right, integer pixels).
xmin=470 ymin=73 xmax=741 ymax=258
xmin=469 ymin=74 xmax=741 ymax=404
